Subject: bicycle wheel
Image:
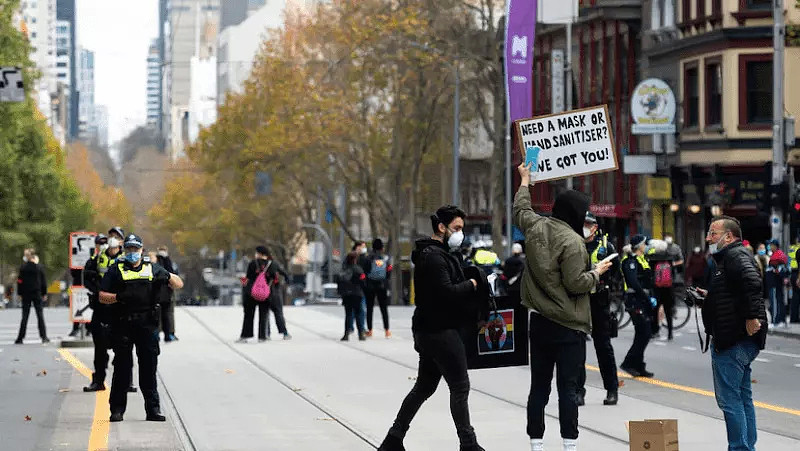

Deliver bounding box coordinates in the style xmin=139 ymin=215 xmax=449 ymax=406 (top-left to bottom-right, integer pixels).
xmin=661 ymin=299 xmax=692 ymax=329
xmin=610 ymin=297 xmax=631 ymax=329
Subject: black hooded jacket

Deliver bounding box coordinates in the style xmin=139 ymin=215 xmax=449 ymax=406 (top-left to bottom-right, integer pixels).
xmin=553 ymin=190 xmax=591 ymax=237
xmin=411 ymin=238 xmax=476 ymax=332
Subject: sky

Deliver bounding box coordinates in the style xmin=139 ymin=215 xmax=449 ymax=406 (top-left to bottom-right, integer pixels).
xmin=76 ymin=0 xmax=158 ymax=145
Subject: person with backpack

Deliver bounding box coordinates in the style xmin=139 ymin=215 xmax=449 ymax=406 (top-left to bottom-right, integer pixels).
xmin=362 ymin=239 xmax=392 ymax=338
xmin=647 ymin=239 xmax=678 ymax=340
xmin=339 ymin=251 xmax=368 ymax=341
xmin=238 ymin=246 xmax=290 ymax=342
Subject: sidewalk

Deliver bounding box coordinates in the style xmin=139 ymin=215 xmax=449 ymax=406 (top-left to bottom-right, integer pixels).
xmin=768 ymin=322 xmax=800 ymax=339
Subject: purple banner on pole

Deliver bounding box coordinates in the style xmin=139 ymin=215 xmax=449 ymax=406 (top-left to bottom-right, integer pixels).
xmin=505 ymin=0 xmax=537 ymax=123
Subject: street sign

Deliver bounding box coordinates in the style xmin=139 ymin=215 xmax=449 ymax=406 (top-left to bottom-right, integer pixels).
xmin=631 ymin=78 xmax=676 ymax=135
xmin=551 ymin=50 xmax=564 ymax=113
xmin=308 ymin=241 xmax=325 ymax=264
xmin=69 ymin=286 xmax=92 ymax=323
xmin=0 ymin=67 xmax=25 ymax=103
xmin=70 ymin=232 xmax=96 ymax=269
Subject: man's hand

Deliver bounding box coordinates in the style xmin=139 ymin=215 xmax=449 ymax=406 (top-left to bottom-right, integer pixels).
xmin=518 ymin=162 xmax=533 ymax=187
xmin=746 ymin=318 xmax=762 ymax=336
xmin=594 ymin=260 xmax=612 ymax=276
xmin=470 ymin=279 xmax=478 ymax=290
xmin=696 ymin=287 xmax=708 ymax=297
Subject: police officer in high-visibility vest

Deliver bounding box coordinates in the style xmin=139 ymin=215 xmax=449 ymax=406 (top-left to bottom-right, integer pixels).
xmin=577 ymin=213 xmax=620 ymax=406
xmin=790 ymin=237 xmax=800 ymax=323
xmin=100 ymin=234 xmax=183 ymax=422
xmin=620 ymin=235 xmax=655 ymax=378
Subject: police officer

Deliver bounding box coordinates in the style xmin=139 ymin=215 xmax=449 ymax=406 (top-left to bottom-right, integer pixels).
xmin=620 ymin=235 xmax=655 ymax=378
xmin=100 ymin=234 xmax=183 ymax=422
xmin=790 ymin=237 xmax=800 ymax=323
xmin=577 ymin=213 xmax=620 ymax=406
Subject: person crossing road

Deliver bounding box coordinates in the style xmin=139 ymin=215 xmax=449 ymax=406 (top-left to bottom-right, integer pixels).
xmin=99 ymin=234 xmax=183 ymax=422
xmin=620 ymin=235 xmax=655 ymax=378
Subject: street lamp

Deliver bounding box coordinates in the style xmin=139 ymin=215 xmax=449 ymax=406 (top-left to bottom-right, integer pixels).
xmin=711 ymin=205 xmax=722 ymax=216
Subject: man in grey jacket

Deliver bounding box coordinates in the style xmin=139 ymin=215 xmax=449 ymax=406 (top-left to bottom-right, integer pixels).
xmin=514 ymin=162 xmax=612 ymax=451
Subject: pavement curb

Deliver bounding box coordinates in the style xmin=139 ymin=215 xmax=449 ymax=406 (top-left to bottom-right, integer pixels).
xmin=768 ymin=329 xmax=800 ymax=340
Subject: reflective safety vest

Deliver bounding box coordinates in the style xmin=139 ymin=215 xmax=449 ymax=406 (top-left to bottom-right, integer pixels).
xmin=790 ymin=244 xmax=800 ymax=270
xmin=118 ymin=262 xmax=154 ymax=282
xmin=621 ymin=254 xmax=650 ymax=292
xmin=590 ymin=234 xmax=609 ymax=265
xmin=473 ymin=249 xmax=500 ymax=266
xmin=117 ymin=262 xmax=156 ymax=313
xmin=98 ymin=251 xmax=124 ymax=278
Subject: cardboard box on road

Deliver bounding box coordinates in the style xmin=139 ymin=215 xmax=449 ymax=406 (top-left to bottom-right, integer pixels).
xmin=628 ymin=419 xmax=679 ymax=451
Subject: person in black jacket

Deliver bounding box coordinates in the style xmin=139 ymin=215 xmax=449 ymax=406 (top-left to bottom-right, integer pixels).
xmin=361 ymin=238 xmax=392 ymax=338
xmin=238 ymin=246 xmax=291 ymax=342
xmin=697 ymin=216 xmax=766 ymax=451
xmin=378 ymin=205 xmax=485 ymax=451
xmin=338 ymin=251 xmax=367 ymax=341
xmin=620 ymin=235 xmax=655 ymax=378
xmin=15 ymin=249 xmax=50 ymax=344
xmin=155 ymin=246 xmax=179 ymax=342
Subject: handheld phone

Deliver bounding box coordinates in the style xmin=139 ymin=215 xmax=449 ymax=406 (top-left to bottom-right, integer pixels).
xmin=599 ymin=253 xmax=619 ymax=265
xmin=525 ymin=146 xmax=541 ymax=169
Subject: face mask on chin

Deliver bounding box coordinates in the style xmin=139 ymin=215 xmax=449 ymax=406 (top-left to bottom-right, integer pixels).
xmin=709 ymin=234 xmax=728 ymax=254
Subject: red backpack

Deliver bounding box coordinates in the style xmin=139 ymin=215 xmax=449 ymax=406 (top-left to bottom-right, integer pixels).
xmin=654 ymin=261 xmax=673 ymax=288
xmin=250 ymin=261 xmax=272 ymax=302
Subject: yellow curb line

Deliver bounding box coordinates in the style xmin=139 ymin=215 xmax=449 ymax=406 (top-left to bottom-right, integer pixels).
xmin=59 ymin=348 xmax=110 ymax=451
xmin=586 ymin=364 xmax=800 ymax=417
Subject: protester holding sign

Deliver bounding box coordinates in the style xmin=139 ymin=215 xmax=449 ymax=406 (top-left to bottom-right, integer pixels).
xmin=513 ymin=162 xmax=612 ymax=451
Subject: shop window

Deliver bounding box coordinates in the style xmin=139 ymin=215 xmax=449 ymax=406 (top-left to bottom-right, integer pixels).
xmin=705 ymin=60 xmax=722 ymax=127
xmin=683 ymin=63 xmax=699 ymax=129
xmin=746 ymin=0 xmax=770 ymax=9
xmin=738 ymin=54 xmax=772 ymax=128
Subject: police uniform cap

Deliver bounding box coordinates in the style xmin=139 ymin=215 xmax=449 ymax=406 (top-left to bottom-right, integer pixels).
xmin=95 ymin=234 xmax=108 ymax=245
xmin=630 ymin=235 xmax=647 ymax=248
xmin=584 ymin=212 xmax=598 ymax=224
xmin=124 ymin=234 xmax=144 ymax=249
xmin=108 ymin=226 xmax=125 ymax=238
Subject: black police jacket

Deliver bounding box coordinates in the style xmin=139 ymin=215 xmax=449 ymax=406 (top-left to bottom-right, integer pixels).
xmin=704 ymin=241 xmax=767 ymax=351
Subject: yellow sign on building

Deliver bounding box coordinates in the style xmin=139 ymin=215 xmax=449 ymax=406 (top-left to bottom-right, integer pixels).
xmin=647 ymin=177 xmax=672 ymax=200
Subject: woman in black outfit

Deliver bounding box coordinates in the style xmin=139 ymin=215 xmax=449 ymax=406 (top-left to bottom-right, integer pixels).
xmin=339 ymin=251 xmax=367 ymax=341
xmin=238 ymin=246 xmax=291 ymax=342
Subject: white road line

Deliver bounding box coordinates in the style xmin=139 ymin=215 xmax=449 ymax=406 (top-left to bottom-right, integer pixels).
xmin=682 ymin=346 xmax=697 ymax=351
xmin=673 ymin=332 xmax=683 ymax=337
xmin=653 ymin=342 xmax=667 ymax=346
xmin=762 ymin=350 xmax=800 ymax=359
xmin=794 ymin=364 xmax=800 ymax=368
xmin=754 ymin=357 xmax=771 ymax=363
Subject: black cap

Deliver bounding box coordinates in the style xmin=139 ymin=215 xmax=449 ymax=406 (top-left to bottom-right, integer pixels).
xmin=584 ymin=212 xmax=598 ymax=225
xmin=630 ymin=235 xmax=647 ymax=248
xmin=372 ymin=238 xmax=384 ymax=251
xmin=123 ymin=234 xmax=143 ymax=249
xmin=255 ymin=245 xmax=269 ymax=255
xmin=95 ymin=234 xmax=108 ymax=245
xmin=108 ymin=227 xmax=125 ymax=238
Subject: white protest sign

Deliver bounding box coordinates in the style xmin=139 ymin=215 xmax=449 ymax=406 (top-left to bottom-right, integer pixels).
xmin=514 ymin=105 xmax=617 ymax=182
xmin=0 ymin=67 xmax=25 ymax=103
xmin=70 ymin=286 xmax=92 ymax=323
xmin=70 ymin=231 xmax=96 ymax=269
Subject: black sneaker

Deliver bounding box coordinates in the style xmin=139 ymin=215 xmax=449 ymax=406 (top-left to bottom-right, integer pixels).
xmin=460 ymin=446 xmax=486 ymax=451
xmin=620 ymin=365 xmax=642 ymax=377
xmin=340 ymin=333 xmax=350 ymax=341
xmin=128 ymin=386 xmax=138 ymax=393
xmin=146 ymin=412 xmax=166 ymax=422
xmin=639 ymin=369 xmax=655 ymax=378
xmin=68 ymin=330 xmax=80 ymax=338
xmin=110 ymin=412 xmax=124 ymax=422
xmin=83 ymin=382 xmax=106 ymax=392
xmin=377 ymin=433 xmax=405 ymax=451
xmin=358 ymin=332 xmax=367 ymax=341
xmin=14 ymin=339 xmax=23 ymax=345
xmin=283 ymin=333 xmax=292 ymax=341
xmin=41 ymin=337 xmax=50 ymax=344
xmin=576 ymin=392 xmax=585 ymax=406
xmin=603 ymin=391 xmax=618 ymax=406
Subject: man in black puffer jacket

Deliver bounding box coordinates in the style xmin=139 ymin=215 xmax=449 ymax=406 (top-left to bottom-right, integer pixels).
xmin=700 ymin=216 xmax=767 ymax=451
xmin=378 ymin=205 xmax=485 ymax=451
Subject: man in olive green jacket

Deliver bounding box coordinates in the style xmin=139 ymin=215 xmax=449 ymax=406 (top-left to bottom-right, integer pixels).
xmin=514 ymin=162 xmax=612 ymax=451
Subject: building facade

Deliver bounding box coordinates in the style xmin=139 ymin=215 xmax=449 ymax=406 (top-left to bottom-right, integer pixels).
xmin=21 ymin=0 xmax=57 ymax=121
xmin=147 ymin=39 xmax=162 ymax=128
xmin=77 ymin=48 xmax=95 ymax=141
xmin=56 ymin=0 xmax=78 ymax=140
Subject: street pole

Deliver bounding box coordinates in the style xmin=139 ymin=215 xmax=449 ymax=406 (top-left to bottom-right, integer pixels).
xmin=565 ymin=21 xmax=574 ymax=190
xmin=453 ymin=64 xmax=460 ymax=205
xmin=771 ymin=0 xmax=785 ymax=242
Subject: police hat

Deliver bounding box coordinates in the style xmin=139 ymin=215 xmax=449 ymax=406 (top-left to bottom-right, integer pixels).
xmin=123 ymin=234 xmax=144 ymax=249
xmin=630 ymin=235 xmax=647 ymax=248
xmin=108 ymin=226 xmax=125 ymax=238
xmin=584 ymin=212 xmax=598 ymax=225
xmin=95 ymin=234 xmax=108 ymax=245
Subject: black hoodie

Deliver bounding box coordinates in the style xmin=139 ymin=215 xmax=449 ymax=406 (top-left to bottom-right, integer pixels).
xmin=411 ymin=238 xmax=476 ymax=332
xmin=552 ymin=190 xmax=591 ymax=237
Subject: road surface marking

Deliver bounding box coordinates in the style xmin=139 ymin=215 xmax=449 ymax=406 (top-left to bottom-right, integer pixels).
xmin=59 ymin=348 xmax=110 ymax=451
xmin=653 ymin=342 xmax=666 ymax=346
xmin=681 ymin=346 xmax=697 ymax=351
xmin=586 ymin=364 xmax=800 ymax=417
xmin=754 ymin=358 xmax=771 ymax=363
xmin=762 ymin=350 xmax=800 ymax=359
xmin=673 ymin=332 xmax=683 ymax=337
xmin=794 ymin=364 xmax=800 ymax=368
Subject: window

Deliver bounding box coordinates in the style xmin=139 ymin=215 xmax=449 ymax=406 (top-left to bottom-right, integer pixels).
xmin=746 ymin=0 xmax=770 ymax=9
xmin=682 ymin=0 xmax=691 ymax=23
xmin=741 ymin=57 xmax=772 ymax=125
xmin=57 ymin=62 xmax=67 ymax=67
xmin=684 ymin=64 xmax=699 ymax=128
xmin=705 ymin=61 xmax=722 ymax=126
xmin=696 ymin=0 xmax=705 ymax=21
xmin=31 ymin=32 xmax=37 ymax=38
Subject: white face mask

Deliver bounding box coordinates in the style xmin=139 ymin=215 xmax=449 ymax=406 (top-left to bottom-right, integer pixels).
xmin=109 ymin=238 xmax=121 ymax=248
xmin=22 ymin=256 xmax=28 ymax=262
xmin=100 ymin=244 xmax=110 ymax=253
xmin=583 ymin=227 xmax=594 ymax=239
xmin=359 ymin=246 xmax=368 ymax=255
xmin=665 ymin=237 xmax=673 ymax=245
xmin=158 ymin=251 xmax=168 ymax=258
xmin=709 ymin=233 xmax=728 ymax=254
xmin=447 ymin=229 xmax=465 ymax=250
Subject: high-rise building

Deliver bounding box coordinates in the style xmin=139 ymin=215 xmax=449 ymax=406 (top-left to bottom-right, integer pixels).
xmin=162 ymin=0 xmax=221 ymax=160
xmin=21 ymin=0 xmax=57 ymax=125
xmin=147 ymin=39 xmax=162 ymax=128
xmin=77 ymin=48 xmax=95 ymax=141
xmin=56 ymin=0 xmax=78 ymax=140
xmin=94 ymin=105 xmax=109 ymax=148
xmin=54 ymin=20 xmax=70 ymax=86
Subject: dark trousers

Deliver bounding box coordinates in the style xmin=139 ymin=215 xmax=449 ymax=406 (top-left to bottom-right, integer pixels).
xmin=768 ymin=282 xmax=786 ymax=325
xmin=652 ymin=287 xmax=675 ymax=337
xmin=527 ymin=312 xmax=584 ymax=440
xmin=159 ymin=301 xmax=175 ymax=336
xmin=16 ymin=296 xmax=47 ymax=341
xmin=578 ymin=333 xmax=619 ymax=394
xmin=110 ymin=317 xmax=160 ymax=415
xmin=241 ymin=297 xmax=269 ymax=340
xmin=791 ymin=271 xmax=800 ymax=323
xmin=343 ymin=295 xmax=366 ymax=333
xmin=90 ymin=316 xmax=112 ymax=384
xmin=622 ymin=310 xmax=652 ymax=371
xmin=388 ymin=329 xmax=478 ymax=447
xmin=365 ymin=284 xmax=390 ymax=331
xmin=265 ymin=295 xmax=289 ymax=336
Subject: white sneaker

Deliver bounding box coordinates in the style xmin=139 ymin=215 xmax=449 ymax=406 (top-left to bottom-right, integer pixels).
xmin=530 ymin=438 xmax=544 ymax=451
xmin=563 ymin=438 xmax=577 ymax=451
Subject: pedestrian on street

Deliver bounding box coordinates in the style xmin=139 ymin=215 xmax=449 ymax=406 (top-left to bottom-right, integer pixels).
xmin=647 ymin=239 xmax=678 ymax=340
xmin=766 ymin=240 xmax=789 ymax=326
xmin=362 ymin=238 xmax=392 ymax=338
xmin=239 ymin=246 xmax=290 ymax=342
xmin=513 ymin=162 xmax=612 ymax=451
xmin=697 ymin=216 xmax=767 ymax=451
xmin=620 ymin=235 xmax=656 ymax=378
xmin=501 ymin=243 xmax=525 ymax=298
xmin=83 ymin=234 xmax=113 ymax=391
xmin=338 ymin=251 xmax=367 ymax=341
xmin=790 ymin=238 xmax=800 ymax=323
xmin=155 ymin=246 xmax=179 ymax=341
xmin=14 ymin=248 xmax=50 ymax=344
xmin=577 ymin=213 xmax=619 ymax=407
xmin=99 ymin=234 xmax=184 ymax=422
xmin=378 ymin=205 xmax=485 ymax=451
xmin=686 ymin=246 xmax=709 ymax=289
xmin=263 ymin=250 xmax=291 ymax=340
